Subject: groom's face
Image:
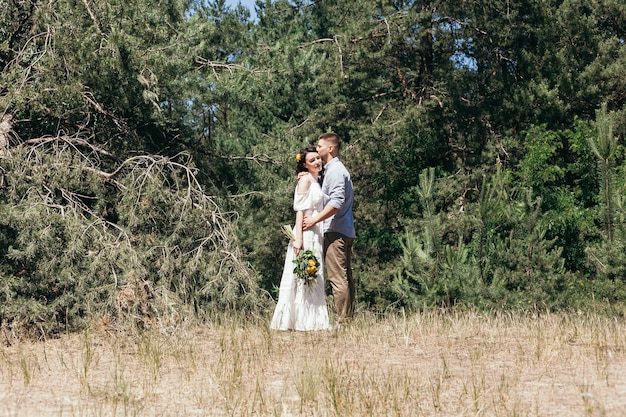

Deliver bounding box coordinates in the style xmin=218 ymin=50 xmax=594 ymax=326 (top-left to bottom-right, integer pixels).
xmin=316 ymin=139 xmax=332 ymax=162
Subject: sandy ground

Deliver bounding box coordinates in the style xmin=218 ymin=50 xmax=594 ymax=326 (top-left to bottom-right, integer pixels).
xmin=1 ymin=312 xmax=626 ymax=416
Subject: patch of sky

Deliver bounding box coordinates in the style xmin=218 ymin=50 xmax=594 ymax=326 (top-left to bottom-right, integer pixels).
xmin=439 ymin=19 xmax=477 ymax=71
xmin=224 ymin=0 xmax=258 ymax=20
xmin=452 ymin=37 xmax=477 ymax=70
xmin=186 ymin=0 xmax=257 ymax=21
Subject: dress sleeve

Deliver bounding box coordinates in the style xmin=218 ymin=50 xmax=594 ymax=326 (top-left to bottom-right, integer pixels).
xmin=293 ymin=180 xmax=312 ymax=212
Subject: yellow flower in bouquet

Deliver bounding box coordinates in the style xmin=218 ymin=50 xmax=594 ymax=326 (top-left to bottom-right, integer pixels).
xmin=293 ymin=250 xmax=320 ymax=287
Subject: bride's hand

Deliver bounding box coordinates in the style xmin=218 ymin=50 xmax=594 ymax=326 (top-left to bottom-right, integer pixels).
xmin=293 ymin=239 xmax=302 ymax=255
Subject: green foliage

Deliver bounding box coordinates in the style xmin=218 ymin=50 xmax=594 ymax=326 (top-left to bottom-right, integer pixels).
xmin=518 ymin=125 xmax=564 ymax=190
xmin=392 ymin=168 xmax=478 ymax=309
xmin=1 ymin=0 xmax=203 ymax=155
xmin=2 ymin=0 xmax=626 ymax=336
xmin=0 ymin=140 xmax=264 ymax=337
xmin=584 ymin=104 xmax=626 ymax=280
xmin=588 ymin=103 xmax=620 ymax=241
xmin=391 ymin=165 xmax=595 ymax=312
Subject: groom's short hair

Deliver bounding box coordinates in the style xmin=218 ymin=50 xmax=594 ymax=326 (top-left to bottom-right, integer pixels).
xmin=319 ymin=132 xmax=342 ymax=150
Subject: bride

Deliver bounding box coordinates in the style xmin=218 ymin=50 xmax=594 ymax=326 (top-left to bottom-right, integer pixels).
xmin=270 ymin=146 xmax=331 ymax=331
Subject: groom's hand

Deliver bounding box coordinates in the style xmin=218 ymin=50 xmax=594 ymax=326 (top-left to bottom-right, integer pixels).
xmin=303 ymin=215 xmax=315 ymax=231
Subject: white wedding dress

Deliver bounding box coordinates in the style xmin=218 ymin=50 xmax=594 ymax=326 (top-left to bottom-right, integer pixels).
xmin=270 ymin=177 xmax=331 ymax=331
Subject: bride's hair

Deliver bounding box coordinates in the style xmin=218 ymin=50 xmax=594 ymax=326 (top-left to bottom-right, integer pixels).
xmin=295 ymin=146 xmax=317 ymax=173
xmin=296 ymin=146 xmax=323 ymax=184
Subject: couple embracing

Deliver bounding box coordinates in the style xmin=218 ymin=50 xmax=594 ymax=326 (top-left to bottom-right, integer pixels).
xmin=270 ymin=132 xmax=356 ymax=331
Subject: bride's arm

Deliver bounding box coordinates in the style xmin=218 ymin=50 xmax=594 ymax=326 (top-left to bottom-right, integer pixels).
xmin=293 ymin=176 xmax=312 ymax=251
xmin=293 ymin=210 xmax=304 ymax=255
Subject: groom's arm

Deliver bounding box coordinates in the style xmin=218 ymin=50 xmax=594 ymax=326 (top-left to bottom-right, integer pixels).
xmin=303 ymin=205 xmax=337 ymax=230
xmin=303 ymin=167 xmax=345 ymax=230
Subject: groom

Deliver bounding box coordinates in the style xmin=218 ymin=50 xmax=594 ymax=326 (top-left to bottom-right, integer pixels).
xmin=303 ymin=132 xmax=356 ymax=319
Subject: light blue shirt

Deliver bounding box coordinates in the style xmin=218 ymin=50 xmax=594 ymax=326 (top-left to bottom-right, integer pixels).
xmin=322 ymin=157 xmax=355 ymax=238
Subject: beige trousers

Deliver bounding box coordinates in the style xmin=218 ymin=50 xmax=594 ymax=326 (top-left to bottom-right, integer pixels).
xmin=323 ymin=232 xmax=355 ymax=318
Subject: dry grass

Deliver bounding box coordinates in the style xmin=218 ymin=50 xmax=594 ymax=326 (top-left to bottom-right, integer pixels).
xmin=1 ymin=310 xmax=626 ymax=416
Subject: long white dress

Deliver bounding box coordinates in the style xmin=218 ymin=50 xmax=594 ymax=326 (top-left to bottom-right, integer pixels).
xmin=270 ymin=177 xmax=331 ymax=331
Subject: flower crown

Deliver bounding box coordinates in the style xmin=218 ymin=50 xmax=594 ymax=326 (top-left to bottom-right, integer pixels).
xmin=295 ymin=153 xmax=302 ymax=163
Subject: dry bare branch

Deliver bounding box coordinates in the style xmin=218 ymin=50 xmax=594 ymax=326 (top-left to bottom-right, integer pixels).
xmin=81 ymin=0 xmax=103 ymax=36
xmin=22 ymin=135 xmax=119 ymax=161
xmin=219 ymin=153 xmax=278 ymax=167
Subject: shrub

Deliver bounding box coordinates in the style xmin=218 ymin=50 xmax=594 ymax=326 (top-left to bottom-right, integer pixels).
xmin=0 ymin=137 xmax=265 ymax=338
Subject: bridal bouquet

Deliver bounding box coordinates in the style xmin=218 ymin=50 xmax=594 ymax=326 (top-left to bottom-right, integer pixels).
xmin=293 ymin=250 xmax=320 ymax=287
xmin=281 ymin=224 xmax=295 ymax=242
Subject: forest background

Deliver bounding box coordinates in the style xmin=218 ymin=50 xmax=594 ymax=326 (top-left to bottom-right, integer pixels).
xmin=1 ymin=0 xmax=626 ymax=337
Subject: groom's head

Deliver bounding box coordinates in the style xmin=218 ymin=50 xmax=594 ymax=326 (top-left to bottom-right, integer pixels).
xmin=317 ymin=132 xmax=341 ymax=162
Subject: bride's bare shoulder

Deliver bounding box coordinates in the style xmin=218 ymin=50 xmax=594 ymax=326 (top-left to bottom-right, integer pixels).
xmin=296 ymin=174 xmax=314 ymax=193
